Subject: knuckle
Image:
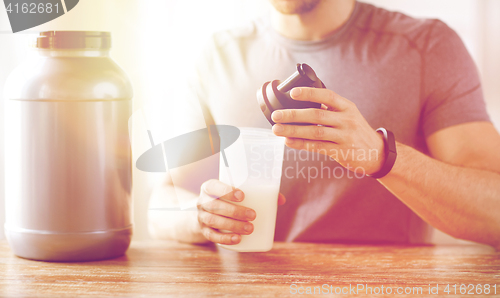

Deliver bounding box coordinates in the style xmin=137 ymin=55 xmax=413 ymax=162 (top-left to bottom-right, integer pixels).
xmin=348 ymin=100 xmax=357 ymax=109
xmin=313 ymin=126 xmax=325 ymax=139
xmin=307 ymin=88 xmax=314 ymax=99
xmin=202 ymin=198 xmax=217 ymax=212
xmin=213 ymin=234 xmax=223 ymax=244
xmin=240 ymin=207 xmax=252 ymax=220
xmin=344 ymin=118 xmax=355 ymax=129
xmin=197 ymin=198 xmax=204 ymax=210
xmin=220 ymin=202 xmax=235 ymax=217
xmin=351 ymin=119 xmax=361 ymax=130
xmin=310 ymin=141 xmax=323 ymax=151
xmin=336 ymin=133 xmax=346 ymax=144
xmin=215 ymin=234 xmax=226 ymax=244
xmin=204 ymin=213 xmax=216 ymax=227
xmin=227 ymin=221 xmax=237 ymax=232
xmin=213 ymin=233 xmax=223 ymax=244
xmin=314 ymin=109 xmax=325 ymax=121
xmin=327 ymin=91 xmax=336 ymax=104
xmin=222 ymin=234 xmax=233 ymax=245
xmin=202 ymin=227 xmax=213 ymax=242
xmin=201 ymin=179 xmax=216 ymax=195
xmin=216 ymin=234 xmax=226 ymax=244
xmin=289 ymin=109 xmax=297 ymax=121
xmin=228 ymin=205 xmax=240 ymax=219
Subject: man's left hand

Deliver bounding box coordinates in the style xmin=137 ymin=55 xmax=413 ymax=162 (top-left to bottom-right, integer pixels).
xmin=271 ymin=87 xmax=385 ymax=175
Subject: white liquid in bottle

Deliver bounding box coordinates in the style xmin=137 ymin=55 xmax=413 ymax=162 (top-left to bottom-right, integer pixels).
xmin=218 ymin=182 xmax=279 ymax=252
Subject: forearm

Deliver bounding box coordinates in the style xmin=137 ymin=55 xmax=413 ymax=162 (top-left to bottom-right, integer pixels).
xmin=148 ymin=183 xmax=208 ymax=244
xmin=379 ymin=142 xmax=500 ymax=248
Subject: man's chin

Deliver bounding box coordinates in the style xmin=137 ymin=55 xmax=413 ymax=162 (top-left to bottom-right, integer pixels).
xmin=269 ymin=0 xmax=322 ymax=15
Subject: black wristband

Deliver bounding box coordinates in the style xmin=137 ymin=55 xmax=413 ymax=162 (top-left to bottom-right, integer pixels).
xmin=368 ymin=128 xmax=397 ymax=179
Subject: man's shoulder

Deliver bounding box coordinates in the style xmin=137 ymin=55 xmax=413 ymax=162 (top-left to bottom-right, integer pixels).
xmin=192 ymin=19 xmax=266 ymax=82
xmin=355 ymin=2 xmax=451 ymax=47
xmin=209 ymin=19 xmax=263 ymax=50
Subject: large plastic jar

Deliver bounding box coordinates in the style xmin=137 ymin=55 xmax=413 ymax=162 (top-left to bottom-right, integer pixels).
xmin=4 ymin=31 xmax=133 ymax=261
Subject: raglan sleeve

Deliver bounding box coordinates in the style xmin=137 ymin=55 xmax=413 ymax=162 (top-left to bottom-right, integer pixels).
xmin=420 ymin=20 xmax=490 ymax=138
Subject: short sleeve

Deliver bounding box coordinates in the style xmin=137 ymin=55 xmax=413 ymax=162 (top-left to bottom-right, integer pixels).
xmin=421 ymin=20 xmax=490 ymax=137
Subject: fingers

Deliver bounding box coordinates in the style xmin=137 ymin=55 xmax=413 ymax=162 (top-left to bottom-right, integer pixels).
xmin=198 ymin=209 xmax=254 ymax=235
xmin=271 ymin=108 xmax=341 ymax=127
xmin=201 ymin=179 xmax=244 ymax=202
xmin=200 ymin=197 xmax=256 ymax=221
xmin=200 ymin=224 xmax=241 ymax=245
xmin=272 ymin=123 xmax=343 ymax=143
xmin=290 ymin=87 xmax=352 ymax=111
xmin=283 ymin=137 xmax=336 ymax=154
xmin=198 ymin=180 xmax=287 ymax=245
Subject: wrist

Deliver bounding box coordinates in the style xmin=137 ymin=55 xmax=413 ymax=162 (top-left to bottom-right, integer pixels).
xmin=368 ymin=131 xmax=386 ymax=175
xmin=367 ymin=128 xmax=397 ymax=179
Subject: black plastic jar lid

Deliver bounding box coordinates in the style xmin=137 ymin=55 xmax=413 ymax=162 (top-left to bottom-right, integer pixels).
xmin=36 ymin=31 xmax=111 ymax=49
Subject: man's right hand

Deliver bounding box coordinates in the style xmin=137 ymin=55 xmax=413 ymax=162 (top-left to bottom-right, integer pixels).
xmin=197 ymin=179 xmax=256 ymax=245
xmin=197 ymin=179 xmax=286 ymax=245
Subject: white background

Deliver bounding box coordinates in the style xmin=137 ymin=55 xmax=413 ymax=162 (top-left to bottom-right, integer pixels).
xmin=0 ymin=0 xmax=499 ymax=244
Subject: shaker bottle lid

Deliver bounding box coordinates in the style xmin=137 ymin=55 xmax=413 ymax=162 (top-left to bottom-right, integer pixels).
xmin=36 ymin=31 xmax=111 ymax=49
xmin=257 ymin=63 xmax=325 ymax=125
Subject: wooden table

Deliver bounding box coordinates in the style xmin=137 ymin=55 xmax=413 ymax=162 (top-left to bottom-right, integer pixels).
xmin=0 ymin=241 xmax=499 ymax=297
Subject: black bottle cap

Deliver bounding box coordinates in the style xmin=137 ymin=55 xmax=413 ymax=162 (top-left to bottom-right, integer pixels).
xmin=36 ymin=31 xmax=111 ymax=49
xmin=257 ymin=63 xmax=325 ymax=125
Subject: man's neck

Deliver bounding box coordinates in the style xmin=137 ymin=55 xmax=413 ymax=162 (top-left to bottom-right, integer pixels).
xmin=270 ymin=0 xmax=356 ymax=41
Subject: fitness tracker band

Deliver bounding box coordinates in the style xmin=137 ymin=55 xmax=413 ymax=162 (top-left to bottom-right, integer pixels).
xmin=368 ymin=127 xmax=397 ymax=179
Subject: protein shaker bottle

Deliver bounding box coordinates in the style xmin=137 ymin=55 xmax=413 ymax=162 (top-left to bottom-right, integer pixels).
xmin=4 ymin=31 xmax=133 ymax=261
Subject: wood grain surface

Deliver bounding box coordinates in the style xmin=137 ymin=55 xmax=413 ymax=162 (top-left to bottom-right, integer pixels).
xmin=0 ymin=241 xmax=499 ymax=297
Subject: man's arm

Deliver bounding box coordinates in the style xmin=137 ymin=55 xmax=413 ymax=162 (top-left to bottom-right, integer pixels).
xmin=148 ymin=174 xmax=208 ymax=243
xmin=271 ymin=87 xmax=500 ymax=249
xmin=379 ymin=122 xmax=500 ymax=248
xmin=148 ymin=168 xmax=264 ymax=245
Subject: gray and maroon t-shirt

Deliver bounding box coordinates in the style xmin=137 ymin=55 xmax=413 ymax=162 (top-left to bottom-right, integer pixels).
xmin=188 ymin=1 xmax=490 ymax=244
